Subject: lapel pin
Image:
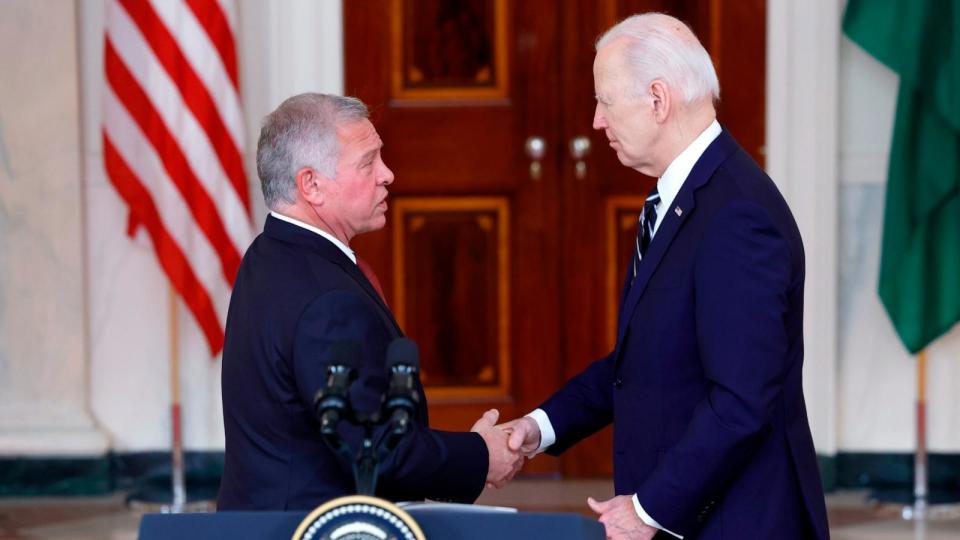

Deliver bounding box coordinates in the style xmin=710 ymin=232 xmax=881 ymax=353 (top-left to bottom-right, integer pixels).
xmin=675 ymin=206 xmax=683 ymax=217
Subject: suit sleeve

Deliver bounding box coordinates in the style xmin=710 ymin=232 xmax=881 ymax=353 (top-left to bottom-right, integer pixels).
xmin=538 ymin=351 xmax=616 ymax=455
xmin=292 ymin=290 xmax=488 ymax=503
xmin=635 ymin=201 xmax=794 ymax=534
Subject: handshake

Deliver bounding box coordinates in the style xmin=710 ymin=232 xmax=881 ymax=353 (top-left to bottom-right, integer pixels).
xmin=469 ymin=410 xmax=542 ymax=489
xmin=470 ymin=410 xmax=658 ymax=539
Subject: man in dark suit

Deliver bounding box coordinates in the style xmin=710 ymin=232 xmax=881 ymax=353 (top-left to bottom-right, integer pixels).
xmin=502 ymin=14 xmax=829 ymax=539
xmin=217 ymin=93 xmax=521 ymax=510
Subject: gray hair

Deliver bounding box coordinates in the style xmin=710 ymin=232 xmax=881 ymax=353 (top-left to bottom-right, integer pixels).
xmin=596 ymin=13 xmax=720 ymax=104
xmin=256 ymin=93 xmax=369 ymax=209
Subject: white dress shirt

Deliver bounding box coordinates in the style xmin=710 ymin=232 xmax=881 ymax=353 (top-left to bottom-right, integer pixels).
xmin=526 ymin=120 xmax=722 ymax=539
xmin=649 ymin=119 xmax=722 ymax=237
xmin=270 ymin=211 xmax=357 ymax=264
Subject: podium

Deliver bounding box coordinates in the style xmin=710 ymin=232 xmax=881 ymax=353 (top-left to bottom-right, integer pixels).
xmin=138 ymin=506 xmax=605 ymax=539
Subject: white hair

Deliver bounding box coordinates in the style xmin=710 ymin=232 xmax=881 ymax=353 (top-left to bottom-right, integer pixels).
xmin=256 ymin=93 xmax=369 ymax=209
xmin=596 ymin=13 xmax=720 ymax=104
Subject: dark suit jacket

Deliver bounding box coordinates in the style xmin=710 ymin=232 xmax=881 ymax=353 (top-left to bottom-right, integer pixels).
xmin=217 ymin=215 xmax=488 ymax=510
xmin=541 ymin=131 xmax=829 ymax=539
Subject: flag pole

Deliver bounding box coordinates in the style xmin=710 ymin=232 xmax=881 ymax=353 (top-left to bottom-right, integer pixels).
xmin=909 ymin=349 xmax=928 ymax=520
xmin=895 ymin=350 xmax=930 ymax=522
xmin=899 ymin=350 xmax=960 ymax=522
xmin=168 ymin=285 xmax=186 ymax=513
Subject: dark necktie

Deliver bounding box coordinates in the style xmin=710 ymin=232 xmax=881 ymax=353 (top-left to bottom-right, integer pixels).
xmin=632 ymin=186 xmax=661 ymax=280
xmin=356 ymin=256 xmax=388 ymax=305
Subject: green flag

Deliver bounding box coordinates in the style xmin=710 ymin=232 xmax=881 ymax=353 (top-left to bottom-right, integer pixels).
xmin=843 ymin=0 xmax=960 ymax=354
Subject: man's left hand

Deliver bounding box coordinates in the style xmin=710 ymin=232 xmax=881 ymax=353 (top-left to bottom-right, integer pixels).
xmin=587 ymin=496 xmax=657 ymax=540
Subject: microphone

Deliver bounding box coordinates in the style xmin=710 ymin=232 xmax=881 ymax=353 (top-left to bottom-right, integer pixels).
xmin=313 ymin=341 xmax=359 ymax=437
xmin=382 ymin=338 xmax=421 ymax=440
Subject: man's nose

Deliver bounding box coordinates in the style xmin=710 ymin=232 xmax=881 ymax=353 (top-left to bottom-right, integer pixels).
xmin=592 ymin=105 xmax=606 ymax=130
xmin=380 ymin=164 xmax=395 ymax=185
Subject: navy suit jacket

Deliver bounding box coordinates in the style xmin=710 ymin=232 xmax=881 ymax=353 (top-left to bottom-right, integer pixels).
xmin=541 ymin=131 xmax=829 ymax=539
xmin=217 ymin=215 xmax=488 ymax=510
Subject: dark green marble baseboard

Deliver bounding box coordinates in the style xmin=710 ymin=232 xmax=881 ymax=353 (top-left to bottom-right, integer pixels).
xmin=831 ymin=452 xmax=960 ymax=490
xmin=0 ymin=456 xmax=111 ymax=496
xmin=817 ymin=454 xmax=837 ymax=491
xmin=112 ymin=451 xmax=224 ymax=492
xmin=2 ymin=451 xmax=959 ymax=498
xmin=828 ymin=452 xmax=960 ymax=502
xmin=0 ymin=452 xmax=223 ymax=498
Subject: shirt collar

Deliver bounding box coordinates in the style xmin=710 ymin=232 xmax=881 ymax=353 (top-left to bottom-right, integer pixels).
xmin=656 ymin=119 xmax=722 ymax=212
xmin=269 ymin=211 xmax=357 ymax=264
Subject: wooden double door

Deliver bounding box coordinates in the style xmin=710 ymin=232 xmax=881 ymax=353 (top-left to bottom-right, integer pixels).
xmin=346 ymin=0 xmax=765 ymax=477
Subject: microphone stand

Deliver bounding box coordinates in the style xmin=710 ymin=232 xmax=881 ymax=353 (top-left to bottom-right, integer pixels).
xmin=352 ymin=412 xmax=382 ymax=496
xmin=331 ymin=410 xmax=412 ymax=497
xmin=357 ymin=415 xmax=415 ymax=496
xmin=318 ymin=406 xmax=398 ymax=497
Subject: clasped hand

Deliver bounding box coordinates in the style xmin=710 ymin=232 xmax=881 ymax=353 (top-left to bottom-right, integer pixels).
xmin=470 ymin=410 xmax=538 ymax=488
xmin=472 ymin=414 xmax=655 ymax=539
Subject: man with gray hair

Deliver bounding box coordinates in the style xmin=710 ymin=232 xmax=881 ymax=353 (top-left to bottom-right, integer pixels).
xmin=501 ymin=13 xmax=829 ymax=539
xmin=217 ymin=93 xmax=521 ymax=510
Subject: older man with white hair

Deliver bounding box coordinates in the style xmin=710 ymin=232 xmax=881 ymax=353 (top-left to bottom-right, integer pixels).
xmin=502 ymin=13 xmax=829 ymax=540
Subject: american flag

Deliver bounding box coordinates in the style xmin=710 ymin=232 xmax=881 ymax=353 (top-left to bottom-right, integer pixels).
xmin=102 ymin=0 xmax=252 ymax=356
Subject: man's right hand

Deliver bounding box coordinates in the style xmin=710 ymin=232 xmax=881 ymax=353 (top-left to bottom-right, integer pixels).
xmin=470 ymin=409 xmax=523 ymax=488
xmin=499 ymin=416 xmax=542 ymax=456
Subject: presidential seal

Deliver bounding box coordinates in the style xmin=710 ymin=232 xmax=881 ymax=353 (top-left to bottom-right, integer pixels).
xmin=291 ymin=495 xmax=426 ymax=540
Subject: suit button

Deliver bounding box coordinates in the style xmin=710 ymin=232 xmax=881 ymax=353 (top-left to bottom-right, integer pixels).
xmin=614 ymin=378 xmax=623 ymax=389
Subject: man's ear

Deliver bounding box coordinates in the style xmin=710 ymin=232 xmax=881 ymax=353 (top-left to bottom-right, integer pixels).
xmin=649 ymin=80 xmax=671 ymax=123
xmin=296 ymin=167 xmax=327 ymax=206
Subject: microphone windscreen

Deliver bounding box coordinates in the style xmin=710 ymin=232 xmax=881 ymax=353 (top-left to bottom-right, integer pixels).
xmin=326 ymin=340 xmax=360 ymax=368
xmin=386 ymin=337 xmax=419 ymax=369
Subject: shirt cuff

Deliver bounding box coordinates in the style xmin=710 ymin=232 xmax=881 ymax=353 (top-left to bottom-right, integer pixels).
xmin=524 ymin=409 xmax=556 ymax=455
xmin=632 ymin=494 xmax=683 ymax=539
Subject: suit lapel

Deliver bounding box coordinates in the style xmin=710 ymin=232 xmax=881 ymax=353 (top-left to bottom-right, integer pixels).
xmin=263 ymin=215 xmax=403 ymax=335
xmin=614 ymin=130 xmax=739 ymax=349
xmin=333 ymin=257 xmax=403 ymax=335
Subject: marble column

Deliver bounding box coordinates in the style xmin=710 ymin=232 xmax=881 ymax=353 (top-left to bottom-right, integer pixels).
xmin=766 ymin=0 xmax=841 ymax=455
xmin=0 ymin=0 xmax=108 ymax=455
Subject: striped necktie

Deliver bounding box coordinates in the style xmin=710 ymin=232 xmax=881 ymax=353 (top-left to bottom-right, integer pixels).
xmin=633 ymin=186 xmax=661 ymax=279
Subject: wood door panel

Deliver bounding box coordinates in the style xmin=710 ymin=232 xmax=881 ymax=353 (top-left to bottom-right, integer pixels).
xmin=391 ymin=0 xmax=510 ymax=99
xmin=380 ymin=108 xmax=519 ymax=193
xmin=392 ymin=198 xmax=511 ymax=398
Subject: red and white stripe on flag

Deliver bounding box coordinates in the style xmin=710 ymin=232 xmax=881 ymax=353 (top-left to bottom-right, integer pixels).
xmin=102 ymin=0 xmax=252 ymax=356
